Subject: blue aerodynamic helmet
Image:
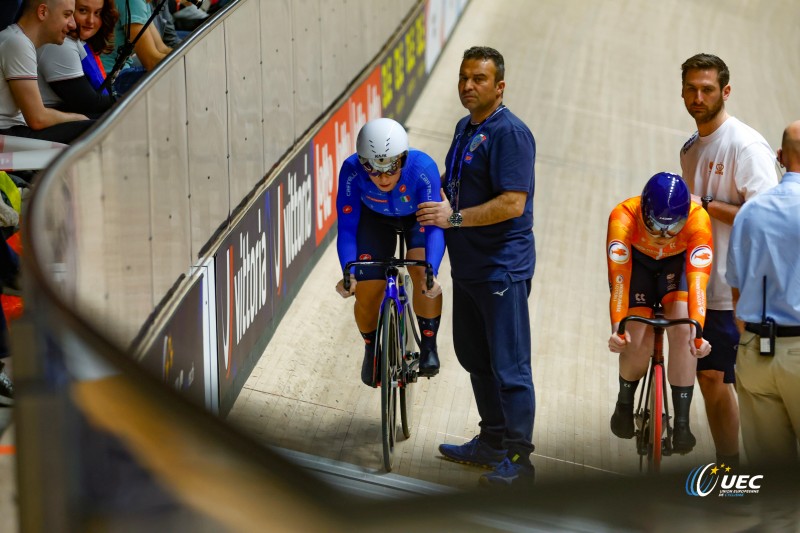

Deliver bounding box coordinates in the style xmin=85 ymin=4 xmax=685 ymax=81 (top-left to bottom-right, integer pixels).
xmin=640 ymin=172 xmax=691 ymax=237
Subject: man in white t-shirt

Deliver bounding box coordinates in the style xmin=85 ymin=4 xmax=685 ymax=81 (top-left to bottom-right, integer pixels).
xmin=0 ymin=0 xmax=93 ymax=144
xmin=679 ymin=53 xmax=779 ymax=469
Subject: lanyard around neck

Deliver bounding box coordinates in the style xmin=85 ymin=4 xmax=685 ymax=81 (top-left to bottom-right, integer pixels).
xmin=447 ymin=105 xmax=507 ymax=211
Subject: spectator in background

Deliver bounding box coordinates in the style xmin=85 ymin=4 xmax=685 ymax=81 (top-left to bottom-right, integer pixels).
xmin=38 ymin=0 xmax=118 ymax=118
xmin=171 ymin=0 xmax=207 ymax=34
xmin=153 ymin=0 xmax=179 ymax=47
xmin=0 ymin=0 xmax=95 ymax=144
xmin=101 ymin=0 xmax=171 ymax=96
xmin=726 ymin=120 xmax=800 ymax=465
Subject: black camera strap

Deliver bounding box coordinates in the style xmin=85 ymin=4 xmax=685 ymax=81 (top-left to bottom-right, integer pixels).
xmin=98 ymin=0 xmax=170 ymax=97
xmin=760 ymin=275 xmax=776 ymax=355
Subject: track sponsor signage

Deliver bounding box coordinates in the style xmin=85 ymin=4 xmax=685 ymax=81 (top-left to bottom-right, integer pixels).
xmin=381 ymin=9 xmax=427 ymax=123
xmin=214 ymin=195 xmax=273 ymax=408
xmin=267 ymin=145 xmax=316 ymax=305
xmin=140 ymin=275 xmax=207 ymax=408
xmin=425 ymin=0 xmax=470 ymax=74
xmin=424 ymin=0 xmax=444 ymax=73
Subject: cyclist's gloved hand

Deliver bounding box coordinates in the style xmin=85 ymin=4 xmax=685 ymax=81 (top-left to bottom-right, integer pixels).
xmin=690 ymin=337 xmax=711 ymax=358
xmin=336 ymin=278 xmax=356 ymax=298
xmin=422 ymin=276 xmax=442 ymax=299
xmin=608 ymin=330 xmax=629 ymax=353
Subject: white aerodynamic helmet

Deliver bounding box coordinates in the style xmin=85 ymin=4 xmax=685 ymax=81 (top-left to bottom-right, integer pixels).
xmin=356 ymin=118 xmax=409 ymax=175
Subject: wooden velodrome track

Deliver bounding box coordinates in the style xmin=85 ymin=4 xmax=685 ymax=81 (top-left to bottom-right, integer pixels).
xmin=227 ymin=0 xmax=800 ymax=488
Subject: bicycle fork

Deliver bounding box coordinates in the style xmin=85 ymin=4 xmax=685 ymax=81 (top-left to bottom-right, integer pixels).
xmin=398 ymin=274 xmax=421 ymax=384
xmin=634 ymin=326 xmax=673 ymax=457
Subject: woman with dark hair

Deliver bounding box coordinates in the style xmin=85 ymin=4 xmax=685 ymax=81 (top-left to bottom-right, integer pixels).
xmin=37 ymin=0 xmax=119 ymax=118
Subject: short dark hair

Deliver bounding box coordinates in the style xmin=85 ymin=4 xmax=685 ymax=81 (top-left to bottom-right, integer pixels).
xmin=19 ymin=0 xmax=59 ymax=16
xmin=463 ymin=46 xmax=505 ymax=83
xmin=19 ymin=0 xmax=42 ymax=15
xmin=681 ymin=53 xmax=730 ymax=89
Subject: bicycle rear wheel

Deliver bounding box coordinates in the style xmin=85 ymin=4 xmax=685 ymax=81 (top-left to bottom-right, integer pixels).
xmin=648 ymin=363 xmax=664 ymax=473
xmin=380 ymin=299 xmax=401 ymax=471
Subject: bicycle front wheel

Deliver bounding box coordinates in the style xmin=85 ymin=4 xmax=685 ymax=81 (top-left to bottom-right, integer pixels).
xmin=648 ymin=363 xmax=664 ymax=473
xmin=381 ymin=299 xmax=401 ymax=472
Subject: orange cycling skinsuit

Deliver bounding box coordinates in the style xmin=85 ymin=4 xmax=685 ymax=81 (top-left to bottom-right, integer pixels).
xmin=607 ymin=196 xmax=713 ymax=329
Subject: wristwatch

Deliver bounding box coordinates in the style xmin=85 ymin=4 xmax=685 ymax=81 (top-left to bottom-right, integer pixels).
xmin=448 ymin=211 xmax=463 ymax=228
xmin=701 ymin=195 xmax=713 ymax=211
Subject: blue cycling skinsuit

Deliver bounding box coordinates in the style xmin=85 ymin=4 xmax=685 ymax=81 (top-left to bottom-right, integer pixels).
xmin=336 ymin=149 xmax=445 ymax=279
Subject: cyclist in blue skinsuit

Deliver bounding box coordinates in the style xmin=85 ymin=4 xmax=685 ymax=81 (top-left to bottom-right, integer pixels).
xmin=335 ymin=118 xmax=445 ymax=387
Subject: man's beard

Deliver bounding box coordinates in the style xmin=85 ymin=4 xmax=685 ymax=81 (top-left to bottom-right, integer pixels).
xmin=691 ymin=99 xmax=724 ymax=125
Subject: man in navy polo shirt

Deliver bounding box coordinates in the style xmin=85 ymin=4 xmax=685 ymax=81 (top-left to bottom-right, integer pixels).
xmin=417 ymin=45 xmax=536 ymax=486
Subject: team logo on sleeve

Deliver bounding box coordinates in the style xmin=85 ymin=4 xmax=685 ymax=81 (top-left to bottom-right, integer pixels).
xmin=359 ymin=254 xmax=372 ymax=260
xmin=343 ymin=205 xmax=353 ymax=214
xmin=399 ymin=185 xmax=407 ymax=193
xmin=690 ymin=245 xmax=713 ymax=268
xmin=608 ymin=240 xmax=630 ymax=264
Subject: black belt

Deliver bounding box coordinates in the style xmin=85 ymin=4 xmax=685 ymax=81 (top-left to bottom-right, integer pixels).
xmin=745 ymin=323 xmax=800 ymax=338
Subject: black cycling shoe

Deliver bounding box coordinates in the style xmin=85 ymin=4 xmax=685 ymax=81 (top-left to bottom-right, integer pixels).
xmin=672 ymin=422 xmax=696 ymax=454
xmin=361 ymin=344 xmax=378 ymax=387
xmin=418 ymin=348 xmax=440 ymax=377
xmin=610 ymin=401 xmax=635 ymax=439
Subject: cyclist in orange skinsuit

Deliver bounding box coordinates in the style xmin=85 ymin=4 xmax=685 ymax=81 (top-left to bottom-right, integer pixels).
xmin=606 ymin=172 xmax=712 ymax=453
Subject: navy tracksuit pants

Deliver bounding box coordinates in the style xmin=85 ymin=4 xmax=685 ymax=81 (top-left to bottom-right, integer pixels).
xmin=452 ymin=275 xmax=535 ymax=458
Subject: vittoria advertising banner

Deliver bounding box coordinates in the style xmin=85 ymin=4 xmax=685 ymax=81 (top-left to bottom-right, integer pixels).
xmin=214 ymin=194 xmax=274 ymax=410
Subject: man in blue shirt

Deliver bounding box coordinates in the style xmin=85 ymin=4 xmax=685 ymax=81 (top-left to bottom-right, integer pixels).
xmin=726 ymin=120 xmax=800 ymax=466
xmin=335 ymin=118 xmax=445 ymax=387
xmin=417 ymin=46 xmax=536 ymax=486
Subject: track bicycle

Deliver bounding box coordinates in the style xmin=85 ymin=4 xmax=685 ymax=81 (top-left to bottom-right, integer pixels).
xmin=343 ymin=234 xmax=433 ymax=472
xmin=617 ymin=308 xmax=702 ymax=473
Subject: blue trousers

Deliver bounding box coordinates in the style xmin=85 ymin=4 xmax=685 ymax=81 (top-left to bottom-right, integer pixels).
xmin=113 ymin=67 xmax=147 ymax=97
xmin=452 ymin=275 xmax=535 ymax=457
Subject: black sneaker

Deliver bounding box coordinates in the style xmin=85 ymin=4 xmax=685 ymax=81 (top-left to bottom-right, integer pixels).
xmin=360 ymin=344 xmax=378 ymax=387
xmin=0 ymin=362 xmax=13 ymax=407
xmin=672 ymin=421 xmax=696 ymax=454
xmin=610 ymin=401 xmax=634 ymax=439
xmin=418 ymin=348 xmax=439 ymax=377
